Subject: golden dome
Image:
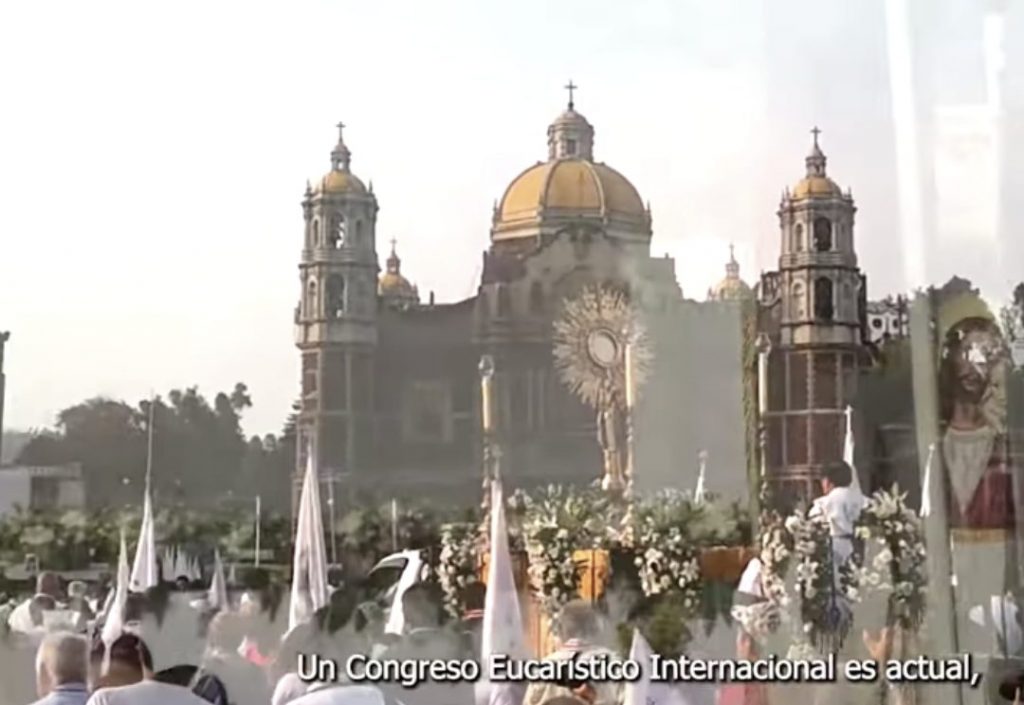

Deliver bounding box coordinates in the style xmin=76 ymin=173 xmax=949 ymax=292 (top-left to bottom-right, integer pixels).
xmin=791 ymin=175 xmax=842 ymax=199
xmin=311 ymin=122 xmax=371 ymax=197
xmin=491 ymin=93 xmax=651 ymax=241
xmin=318 ymin=169 xmax=367 ymax=194
xmin=379 ymin=271 xmax=416 ymax=296
xmin=708 ymin=244 xmax=753 ymax=301
xmin=378 ymin=240 xmax=419 ymax=307
xmin=788 ymin=128 xmax=847 ymax=201
xmin=494 ymin=159 xmax=647 ymax=233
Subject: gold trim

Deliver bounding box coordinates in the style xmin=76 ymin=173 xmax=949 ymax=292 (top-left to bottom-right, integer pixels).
xmin=950 ymin=527 xmax=1013 ymax=543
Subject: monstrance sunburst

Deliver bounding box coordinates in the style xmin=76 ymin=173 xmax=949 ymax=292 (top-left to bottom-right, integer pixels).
xmin=552 ymin=286 xmax=653 ymax=410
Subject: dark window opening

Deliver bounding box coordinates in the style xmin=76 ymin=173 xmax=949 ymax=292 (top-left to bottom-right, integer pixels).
xmin=813 ymin=217 xmax=832 ymax=252
xmin=326 ymin=274 xmax=345 ymax=318
xmin=331 ymin=216 xmax=346 ymax=249
xmin=814 ymin=277 xmax=834 ymax=321
xmin=529 ymin=282 xmax=544 ymax=314
xmin=306 ymin=279 xmax=318 ymax=318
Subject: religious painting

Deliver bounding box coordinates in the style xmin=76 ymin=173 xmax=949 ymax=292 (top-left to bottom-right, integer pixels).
xmin=936 ymin=292 xmax=1021 ymax=659
xmin=938 ymin=295 xmax=1014 ymax=529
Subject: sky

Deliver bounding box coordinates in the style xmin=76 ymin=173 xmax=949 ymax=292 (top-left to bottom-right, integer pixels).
xmin=1 ymin=0 xmax=1021 ymax=438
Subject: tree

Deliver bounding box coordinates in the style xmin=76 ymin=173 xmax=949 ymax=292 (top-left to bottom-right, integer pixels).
xmin=16 ymin=384 xmax=293 ymax=511
xmin=1001 ymin=282 xmax=1024 ymax=342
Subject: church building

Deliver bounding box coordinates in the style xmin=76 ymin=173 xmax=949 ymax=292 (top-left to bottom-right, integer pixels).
xmin=292 ymin=90 xmax=867 ymax=509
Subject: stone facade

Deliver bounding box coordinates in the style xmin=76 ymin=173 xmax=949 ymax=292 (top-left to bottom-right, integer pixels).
xmin=759 ymin=131 xmax=869 ymax=506
xmin=292 ymin=108 xmax=869 ymax=511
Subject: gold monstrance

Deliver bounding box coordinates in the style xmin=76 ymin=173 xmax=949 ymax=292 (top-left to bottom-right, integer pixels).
xmin=552 ymin=286 xmax=652 ymax=494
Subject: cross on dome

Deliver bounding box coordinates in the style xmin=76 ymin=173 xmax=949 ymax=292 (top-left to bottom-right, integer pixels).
xmin=726 ymin=243 xmax=740 ymax=277
xmin=386 ymin=238 xmax=401 ymax=274
xmin=548 ymin=82 xmax=593 ymax=160
xmin=331 ymin=119 xmax=351 ymax=171
xmin=805 ymin=125 xmax=827 ymax=176
xmin=565 ymin=80 xmax=578 ymax=110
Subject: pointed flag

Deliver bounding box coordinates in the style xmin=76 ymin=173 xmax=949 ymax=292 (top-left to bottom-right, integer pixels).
xmin=288 ymin=450 xmax=329 ymax=632
xmin=160 ymin=546 xmax=175 ymax=583
xmin=623 ymin=629 xmax=652 ymax=705
xmin=694 ymin=451 xmax=708 ymax=505
xmin=384 ymin=550 xmax=424 ymax=635
xmin=476 ymin=476 xmax=527 ymax=705
xmin=208 ymin=549 xmax=229 ymax=612
xmin=130 ymin=485 xmax=158 ymax=592
xmin=843 ymin=405 xmax=862 ymax=494
xmin=624 ymin=628 xmax=692 ymax=705
xmin=920 ymin=442 xmax=936 ymax=518
xmin=101 ymin=529 xmax=131 ymax=674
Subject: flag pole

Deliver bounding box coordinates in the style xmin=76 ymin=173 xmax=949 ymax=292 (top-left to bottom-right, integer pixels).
xmin=391 ymin=498 xmax=399 ymax=552
xmin=254 ymin=495 xmax=262 ymax=568
xmin=327 ymin=467 xmax=338 ymax=568
xmin=145 ymin=394 xmax=155 ymax=489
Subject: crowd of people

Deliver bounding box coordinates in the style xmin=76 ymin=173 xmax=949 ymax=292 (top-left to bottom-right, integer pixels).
xmin=2 ymin=566 xmax=663 ymax=705
xmin=4 ymin=458 xmax=1022 ymax=705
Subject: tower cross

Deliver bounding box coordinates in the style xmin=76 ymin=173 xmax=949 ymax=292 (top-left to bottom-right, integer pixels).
xmin=390 ymin=237 xmax=397 ymax=253
xmin=811 ymin=125 xmax=821 ymax=146
xmin=336 ymin=121 xmax=345 ymax=142
xmin=565 ymin=80 xmax=577 ymax=109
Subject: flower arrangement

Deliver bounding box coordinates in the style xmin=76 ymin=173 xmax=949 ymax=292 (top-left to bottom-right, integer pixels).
xmin=851 ymin=486 xmax=928 ymax=631
xmin=757 ymin=510 xmax=792 ymax=610
xmin=633 ymin=490 xmax=702 ymax=611
xmin=513 ymin=485 xmax=610 ymax=618
xmin=689 ymin=496 xmax=753 ymax=548
xmin=437 ymin=522 xmax=480 ymax=619
xmin=784 ymin=506 xmax=841 ymax=652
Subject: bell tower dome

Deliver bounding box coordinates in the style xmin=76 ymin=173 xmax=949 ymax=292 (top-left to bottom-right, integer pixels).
xmin=762 ymin=128 xmax=867 ymax=506
xmin=294 ymin=122 xmax=379 ymax=515
xmin=547 ymin=81 xmax=594 ymax=160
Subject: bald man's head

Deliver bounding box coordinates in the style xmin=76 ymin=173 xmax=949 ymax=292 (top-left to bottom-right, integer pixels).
xmin=35 ymin=632 xmax=88 ymax=696
xmin=36 ymin=572 xmax=61 ymax=598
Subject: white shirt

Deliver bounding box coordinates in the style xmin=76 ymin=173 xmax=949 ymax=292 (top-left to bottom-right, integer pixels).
xmin=288 ymin=684 xmax=387 ymax=705
xmin=86 ymin=680 xmax=210 ymax=705
xmin=736 ymin=558 xmax=764 ymax=599
xmin=810 ymin=486 xmax=865 ymax=574
xmin=273 ymin=672 xmax=310 ymax=705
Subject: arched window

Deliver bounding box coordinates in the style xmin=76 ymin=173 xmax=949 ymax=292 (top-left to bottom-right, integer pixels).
xmin=793 ymin=223 xmax=804 ymax=252
xmin=814 ymin=277 xmax=834 ymax=321
xmin=354 ymin=220 xmax=364 ymax=246
xmin=529 ymin=281 xmax=544 ymax=314
xmin=306 ymin=279 xmax=318 ymax=318
xmin=497 ymin=286 xmax=511 ymax=317
xmin=312 ymin=219 xmax=320 ymax=248
xmin=813 ymin=217 xmax=832 ymax=252
xmin=326 ymin=274 xmax=345 ymax=318
xmin=791 ymin=281 xmax=805 ymax=319
xmin=354 ymin=278 xmax=369 ymax=314
xmin=331 ymin=215 xmax=346 ymax=249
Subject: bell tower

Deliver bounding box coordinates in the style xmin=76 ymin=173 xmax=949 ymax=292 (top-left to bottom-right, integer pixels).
xmin=763 ymin=129 xmax=867 ymax=504
xmin=294 ymin=123 xmax=379 ymax=511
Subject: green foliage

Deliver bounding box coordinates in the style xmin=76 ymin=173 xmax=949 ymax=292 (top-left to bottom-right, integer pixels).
xmin=617 ymin=593 xmax=694 ymax=659
xmin=15 ymin=383 xmax=293 ymax=511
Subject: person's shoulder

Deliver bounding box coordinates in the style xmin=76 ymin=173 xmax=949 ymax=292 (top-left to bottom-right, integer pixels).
xmin=30 ymin=691 xmax=88 ymax=705
xmin=291 ymin=684 xmax=386 ymax=705
xmin=94 ymin=680 xmax=210 ymax=705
